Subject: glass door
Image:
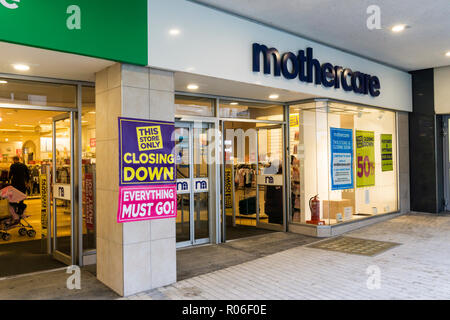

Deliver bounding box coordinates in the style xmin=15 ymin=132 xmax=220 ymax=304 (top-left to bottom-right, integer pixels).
xmin=256 ymin=124 xmax=285 ymax=230
xmin=175 ymin=121 xmax=214 ymax=247
xmin=52 ymin=113 xmax=75 ymax=265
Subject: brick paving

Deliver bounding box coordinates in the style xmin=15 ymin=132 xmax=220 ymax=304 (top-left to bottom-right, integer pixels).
xmin=123 ymin=213 xmax=450 ymax=300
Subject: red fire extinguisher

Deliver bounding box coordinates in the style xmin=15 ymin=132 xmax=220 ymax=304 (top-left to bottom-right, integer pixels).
xmin=307 ymin=195 xmax=324 ymax=225
xmin=309 ymin=195 xmax=320 ymax=221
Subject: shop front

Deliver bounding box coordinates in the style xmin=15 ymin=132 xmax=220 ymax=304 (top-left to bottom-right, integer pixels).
xmin=0 ymin=0 xmax=413 ymax=296
xmin=0 ymin=75 xmax=96 ymax=275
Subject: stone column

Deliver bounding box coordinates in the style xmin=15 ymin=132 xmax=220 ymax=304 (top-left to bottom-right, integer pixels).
xmin=95 ymin=63 xmax=176 ymax=296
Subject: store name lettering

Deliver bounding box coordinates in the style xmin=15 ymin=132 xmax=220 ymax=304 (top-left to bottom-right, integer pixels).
xmin=265 ymin=176 xmax=274 ymax=184
xmin=252 ymin=43 xmax=381 ymax=97
xmin=195 ymin=180 xmax=208 ymax=190
xmin=177 ymin=181 xmax=189 ymax=191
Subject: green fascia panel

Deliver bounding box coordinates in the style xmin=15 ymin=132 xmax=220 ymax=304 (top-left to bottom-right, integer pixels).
xmin=0 ymin=0 xmax=148 ymax=66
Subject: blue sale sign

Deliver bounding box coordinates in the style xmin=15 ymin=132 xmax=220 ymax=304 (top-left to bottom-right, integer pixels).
xmin=330 ymin=128 xmax=354 ymax=190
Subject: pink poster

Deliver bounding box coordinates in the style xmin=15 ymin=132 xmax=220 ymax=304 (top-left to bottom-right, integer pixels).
xmin=117 ymin=184 xmax=177 ymax=223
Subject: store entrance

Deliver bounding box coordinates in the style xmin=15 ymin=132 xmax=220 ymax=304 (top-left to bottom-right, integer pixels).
xmin=222 ymin=121 xmax=285 ymax=241
xmin=0 ymin=107 xmax=75 ymax=276
xmin=175 ymin=121 xmax=215 ymax=247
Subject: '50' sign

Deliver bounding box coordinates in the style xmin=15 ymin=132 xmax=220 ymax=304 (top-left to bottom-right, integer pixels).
xmin=1 ymin=0 xmax=20 ymax=9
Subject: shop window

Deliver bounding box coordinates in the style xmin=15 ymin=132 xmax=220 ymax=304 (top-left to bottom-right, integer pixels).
xmin=81 ymin=86 xmax=96 ymax=250
xmin=220 ymin=100 xmax=284 ymax=121
xmin=0 ymin=78 xmax=76 ymax=108
xmin=175 ymin=95 xmax=215 ymax=117
xmin=289 ymin=101 xmax=398 ymax=226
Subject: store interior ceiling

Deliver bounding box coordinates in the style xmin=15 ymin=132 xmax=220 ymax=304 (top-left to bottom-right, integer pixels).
xmin=0 ymin=107 xmax=96 ymax=142
xmin=193 ymin=0 xmax=450 ymax=71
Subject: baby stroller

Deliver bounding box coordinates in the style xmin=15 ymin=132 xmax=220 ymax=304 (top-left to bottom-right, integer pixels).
xmin=0 ymin=186 xmax=36 ymax=241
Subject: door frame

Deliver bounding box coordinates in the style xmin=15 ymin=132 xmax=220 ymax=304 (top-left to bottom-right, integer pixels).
xmin=175 ymin=119 xmax=217 ymax=248
xmin=220 ymin=120 xmax=287 ymax=242
xmin=255 ymin=123 xmax=286 ymax=232
xmin=52 ymin=112 xmax=76 ymax=265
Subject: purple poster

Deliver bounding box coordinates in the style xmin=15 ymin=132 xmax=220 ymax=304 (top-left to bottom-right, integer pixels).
xmin=118 ymin=117 xmax=175 ymax=186
xmin=117 ymin=117 xmax=176 ymax=223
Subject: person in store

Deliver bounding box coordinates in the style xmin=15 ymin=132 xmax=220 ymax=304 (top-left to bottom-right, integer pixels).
xmin=8 ymin=156 xmax=30 ymax=220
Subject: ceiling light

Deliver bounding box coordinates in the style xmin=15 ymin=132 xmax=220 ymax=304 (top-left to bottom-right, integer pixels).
xmin=230 ymin=102 xmax=239 ymax=106
xmin=169 ymin=29 xmax=180 ymax=36
xmin=5 ymin=138 xmax=8 ymax=142
xmin=187 ymin=84 xmax=199 ymax=90
xmin=446 ymin=51 xmax=450 ymax=57
xmin=0 ymin=80 xmax=7 ymax=84
xmin=269 ymin=94 xmax=279 ymax=99
xmin=0 ymin=117 xmax=2 ymax=121
xmin=391 ymin=24 xmax=406 ymax=33
xmin=13 ymin=64 xmax=30 ymax=71
xmin=88 ymin=111 xmax=96 ymax=114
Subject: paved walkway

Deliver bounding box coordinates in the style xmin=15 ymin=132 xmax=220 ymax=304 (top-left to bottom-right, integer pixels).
xmin=124 ymin=213 xmax=450 ymax=300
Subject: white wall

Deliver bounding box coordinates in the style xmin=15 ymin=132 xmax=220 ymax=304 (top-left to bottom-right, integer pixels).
xmin=434 ymin=66 xmax=450 ymax=114
xmin=148 ymin=0 xmax=412 ymax=111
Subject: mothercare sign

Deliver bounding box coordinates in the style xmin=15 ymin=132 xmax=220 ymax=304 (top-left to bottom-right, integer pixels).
xmin=117 ymin=117 xmax=177 ymax=223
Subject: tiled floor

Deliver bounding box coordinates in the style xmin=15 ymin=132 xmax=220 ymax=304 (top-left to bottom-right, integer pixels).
xmin=3 ymin=213 xmax=450 ymax=300
xmin=124 ymin=213 xmax=450 ymax=300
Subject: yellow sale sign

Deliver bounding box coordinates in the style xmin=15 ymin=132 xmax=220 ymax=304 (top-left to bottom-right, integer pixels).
xmin=355 ymin=130 xmax=375 ymax=187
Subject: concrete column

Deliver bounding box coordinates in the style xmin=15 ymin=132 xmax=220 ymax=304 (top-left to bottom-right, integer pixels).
xmin=397 ymin=111 xmax=410 ymax=213
xmin=95 ymin=63 xmax=176 ymax=296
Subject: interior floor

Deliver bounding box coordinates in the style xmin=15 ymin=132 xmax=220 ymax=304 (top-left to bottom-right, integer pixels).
xmin=225 ymin=224 xmax=277 ymax=241
xmin=0 ymin=239 xmax=65 ymax=277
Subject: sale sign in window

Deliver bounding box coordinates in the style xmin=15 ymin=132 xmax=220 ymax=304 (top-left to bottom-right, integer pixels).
xmin=117 ymin=117 xmax=177 ymax=223
xmin=330 ymin=127 xmax=354 ymax=190
xmin=355 ymin=130 xmax=375 ymax=188
xmin=381 ymin=134 xmax=393 ymax=172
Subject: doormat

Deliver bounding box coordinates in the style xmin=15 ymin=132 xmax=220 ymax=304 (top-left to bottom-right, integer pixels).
xmin=307 ymin=236 xmax=400 ymax=256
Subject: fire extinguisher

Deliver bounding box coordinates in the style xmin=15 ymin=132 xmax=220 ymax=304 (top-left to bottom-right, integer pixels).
xmin=309 ymin=195 xmax=320 ymax=221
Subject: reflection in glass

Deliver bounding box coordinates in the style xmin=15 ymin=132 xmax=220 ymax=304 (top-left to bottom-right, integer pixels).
xmin=194 ymin=193 xmax=209 ymax=240
xmin=176 ymin=194 xmax=190 ymax=243
xmin=220 ymin=100 xmax=284 ymax=121
xmin=174 ymin=128 xmax=190 ymax=179
xmin=258 ymin=126 xmax=283 ymax=226
xmin=175 ymin=95 xmax=215 ymax=117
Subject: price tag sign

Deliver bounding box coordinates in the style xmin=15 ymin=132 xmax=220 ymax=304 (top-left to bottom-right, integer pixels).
xmin=355 ymin=130 xmax=375 ymax=188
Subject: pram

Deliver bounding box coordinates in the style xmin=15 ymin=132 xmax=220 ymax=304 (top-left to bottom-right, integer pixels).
xmin=0 ymin=186 xmax=36 ymax=241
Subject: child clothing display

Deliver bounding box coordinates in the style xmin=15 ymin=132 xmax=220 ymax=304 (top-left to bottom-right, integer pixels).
xmin=234 ymin=165 xmax=256 ymax=188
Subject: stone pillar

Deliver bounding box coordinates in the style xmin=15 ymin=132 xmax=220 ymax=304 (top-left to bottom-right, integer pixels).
xmin=95 ymin=63 xmax=176 ymax=296
xmin=398 ymin=111 xmax=410 ymax=213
